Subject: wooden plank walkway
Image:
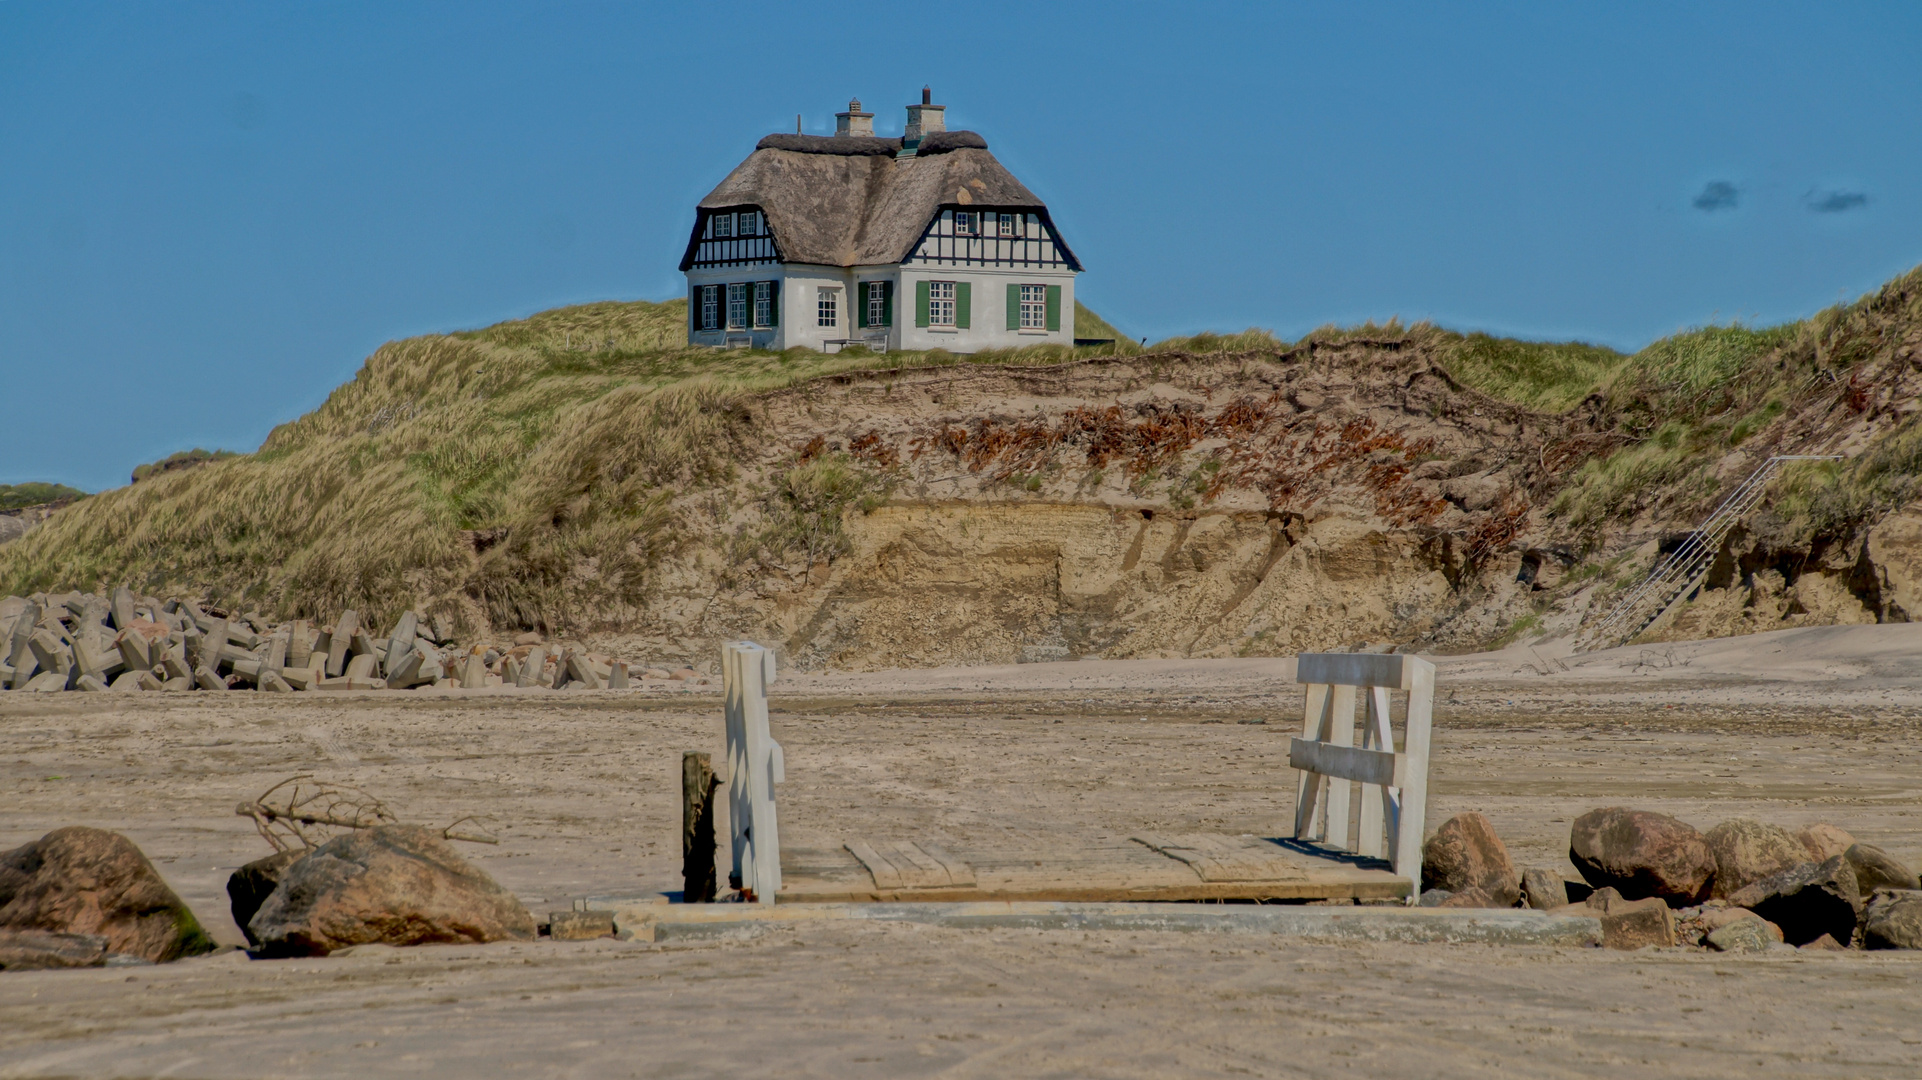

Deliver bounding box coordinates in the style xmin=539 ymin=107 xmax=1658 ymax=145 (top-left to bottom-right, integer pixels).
xmin=776 ymin=832 xmax=1410 ymax=904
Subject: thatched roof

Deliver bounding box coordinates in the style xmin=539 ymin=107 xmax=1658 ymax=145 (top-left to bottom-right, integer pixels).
xmin=680 ymin=131 xmax=1080 ymax=271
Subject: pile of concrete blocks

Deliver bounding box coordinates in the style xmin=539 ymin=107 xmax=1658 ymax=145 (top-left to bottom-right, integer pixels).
xmin=0 ymin=589 xmax=638 ymax=694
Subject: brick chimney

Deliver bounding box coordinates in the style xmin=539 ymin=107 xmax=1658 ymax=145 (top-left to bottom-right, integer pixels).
xmin=834 ymin=98 xmax=874 ymax=137
xmin=903 ymin=86 xmax=946 ymax=149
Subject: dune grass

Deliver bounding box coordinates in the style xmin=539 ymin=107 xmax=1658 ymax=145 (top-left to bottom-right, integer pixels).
xmin=1073 ymin=300 xmax=1129 ymax=344
xmin=1441 ymin=334 xmax=1627 ymax=413
xmin=1547 ymin=265 xmax=1922 ymax=541
xmin=0 ymin=483 xmax=87 ymax=512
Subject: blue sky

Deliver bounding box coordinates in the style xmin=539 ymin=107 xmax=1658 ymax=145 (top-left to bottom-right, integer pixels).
xmin=4 ymin=2 xmax=1920 ymax=492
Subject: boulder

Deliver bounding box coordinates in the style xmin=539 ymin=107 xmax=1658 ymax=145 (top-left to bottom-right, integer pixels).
xmin=1844 ymin=844 xmax=1919 ymax=894
xmin=1521 ymin=867 xmax=1568 ymax=910
xmin=1799 ymin=933 xmax=1848 ymax=951
xmin=0 ymin=928 xmax=111 ymax=970
xmin=1569 ymin=808 xmax=1715 ymax=906
xmin=1593 ymin=893 xmax=1676 ymax=950
xmin=1861 ymin=891 xmax=1922 ymax=950
xmin=226 ymin=849 xmax=307 ymax=946
xmin=1697 ymin=904 xmax=1763 ymax=932
xmin=1421 ymin=812 xmax=1521 ymax=907
xmin=1796 ymin=823 xmax=1856 ymax=863
xmin=247 ymin=825 xmax=536 ymax=956
xmin=1416 ymin=888 xmax=1453 ymax=907
xmin=1705 ymin=916 xmax=1782 ymax=953
xmin=0 ymin=827 xmax=216 ymax=963
xmin=1436 ymin=887 xmax=1500 ymax=909
xmin=1728 ymin=856 xmax=1862 ymax=946
xmin=1703 ymin=819 xmax=1807 ymax=899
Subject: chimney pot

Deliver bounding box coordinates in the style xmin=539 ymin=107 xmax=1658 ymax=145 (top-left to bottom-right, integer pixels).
xmin=900 ymin=88 xmax=946 ymax=155
xmin=834 ymin=97 xmax=875 ymax=137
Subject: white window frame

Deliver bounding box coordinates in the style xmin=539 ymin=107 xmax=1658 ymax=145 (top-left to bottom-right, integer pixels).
xmin=738 ymin=210 xmax=758 ymax=236
xmin=954 ymin=211 xmax=976 ymax=236
xmin=752 ymin=282 xmax=772 ymax=329
xmin=726 ymin=283 xmax=748 ymax=330
xmin=817 ymin=286 xmax=839 ymax=328
xmin=998 ymin=212 xmax=1016 ymax=237
xmin=928 ymin=280 xmax=956 ymax=327
xmin=712 ymin=213 xmax=734 ymax=238
xmin=701 ymin=285 xmax=720 ymax=331
xmin=1020 ymin=284 xmax=1047 ymax=330
xmin=867 ymin=283 xmax=888 ymax=328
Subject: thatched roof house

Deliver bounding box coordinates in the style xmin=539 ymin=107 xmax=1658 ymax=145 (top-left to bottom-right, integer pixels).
xmin=682 ymin=91 xmax=1080 ymax=353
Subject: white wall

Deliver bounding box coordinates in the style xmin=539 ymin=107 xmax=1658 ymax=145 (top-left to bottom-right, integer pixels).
xmin=895 ymin=267 xmax=1077 ymax=352
xmin=685 ymin=264 xmax=1079 ymax=353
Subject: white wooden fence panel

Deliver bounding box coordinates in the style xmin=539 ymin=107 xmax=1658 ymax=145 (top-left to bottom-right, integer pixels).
xmin=724 ymin=641 xmax=782 ymax=904
xmin=1290 ymin=652 xmax=1435 ymax=902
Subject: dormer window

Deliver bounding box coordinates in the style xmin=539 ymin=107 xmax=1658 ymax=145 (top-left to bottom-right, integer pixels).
xmin=738 ymin=211 xmax=759 ymax=236
xmin=713 ymin=213 xmax=734 ymax=238
xmin=998 ymin=213 xmax=1017 ymax=237
xmin=954 ymin=211 xmax=977 ymax=236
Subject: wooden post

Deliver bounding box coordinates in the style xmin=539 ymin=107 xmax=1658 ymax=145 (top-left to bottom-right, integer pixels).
xmin=682 ymin=750 xmax=720 ymax=902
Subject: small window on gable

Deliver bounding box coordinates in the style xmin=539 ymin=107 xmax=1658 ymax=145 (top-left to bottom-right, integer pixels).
xmin=998 ymin=213 xmax=1016 ymax=237
xmin=712 ymin=213 xmax=734 ymax=238
xmin=954 ymin=211 xmax=976 ymax=236
xmin=738 ymin=210 xmax=758 ymax=236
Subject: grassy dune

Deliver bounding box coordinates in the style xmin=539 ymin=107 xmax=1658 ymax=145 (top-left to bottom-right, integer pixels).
xmin=0 ymin=301 xmax=1155 ymax=631
xmin=4 ymin=264 xmax=1919 ymax=634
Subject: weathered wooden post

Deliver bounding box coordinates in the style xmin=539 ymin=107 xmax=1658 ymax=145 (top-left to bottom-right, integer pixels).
xmin=681 ymin=750 xmax=720 ymax=902
xmin=723 ymin=642 xmax=783 ymax=904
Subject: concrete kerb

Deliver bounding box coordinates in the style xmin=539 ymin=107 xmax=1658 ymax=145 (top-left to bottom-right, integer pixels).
xmin=586 ymin=898 xmax=1604 ymax=947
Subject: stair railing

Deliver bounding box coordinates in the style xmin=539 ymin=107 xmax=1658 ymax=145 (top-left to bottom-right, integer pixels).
xmin=1577 ymin=454 xmax=1843 ymax=652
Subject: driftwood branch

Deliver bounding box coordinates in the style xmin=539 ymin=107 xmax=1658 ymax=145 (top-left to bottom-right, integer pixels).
xmin=236 ymin=774 xmax=497 ymax=851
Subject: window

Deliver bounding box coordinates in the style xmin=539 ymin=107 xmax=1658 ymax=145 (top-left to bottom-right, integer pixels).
xmin=928 ymin=281 xmax=956 ymax=326
xmin=712 ymin=213 xmax=734 ymax=238
xmin=738 ymin=210 xmax=758 ymax=236
xmin=753 ymin=282 xmax=772 ymax=328
xmin=998 ymin=213 xmax=1017 ymax=237
xmin=1020 ymin=284 xmax=1047 ymax=329
xmin=866 ymin=282 xmax=889 ymax=327
xmin=701 ymin=285 xmax=721 ymax=330
xmin=726 ymin=283 xmax=747 ymax=330
xmin=817 ymin=287 xmax=839 ymax=327
xmin=954 ymin=211 xmax=976 ymax=236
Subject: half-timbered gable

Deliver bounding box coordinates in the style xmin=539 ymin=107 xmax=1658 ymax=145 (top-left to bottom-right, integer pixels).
xmin=681 ymin=92 xmax=1081 ymax=352
xmin=909 ymin=210 xmax=1074 ymax=270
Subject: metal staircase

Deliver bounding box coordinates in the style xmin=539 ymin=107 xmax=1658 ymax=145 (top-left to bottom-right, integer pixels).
xmin=1576 ymin=455 xmax=1843 ymax=652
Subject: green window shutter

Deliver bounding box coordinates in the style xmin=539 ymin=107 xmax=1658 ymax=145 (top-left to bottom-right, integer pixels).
xmin=1045 ymin=285 xmax=1062 ymax=332
xmin=915 ymin=280 xmax=930 ymax=328
xmin=1006 ymin=283 xmax=1021 ymax=330
xmin=767 ymin=280 xmax=779 ymax=327
xmin=881 ymin=281 xmax=893 ymax=327
xmin=857 ymin=282 xmax=869 ymax=328
xmin=955 ymin=281 xmax=970 ymax=329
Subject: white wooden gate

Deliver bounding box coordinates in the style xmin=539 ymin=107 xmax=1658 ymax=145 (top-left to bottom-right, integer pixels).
xmin=723 ymin=641 xmax=783 ymax=904
xmin=1289 ymin=653 xmax=1435 ymax=902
